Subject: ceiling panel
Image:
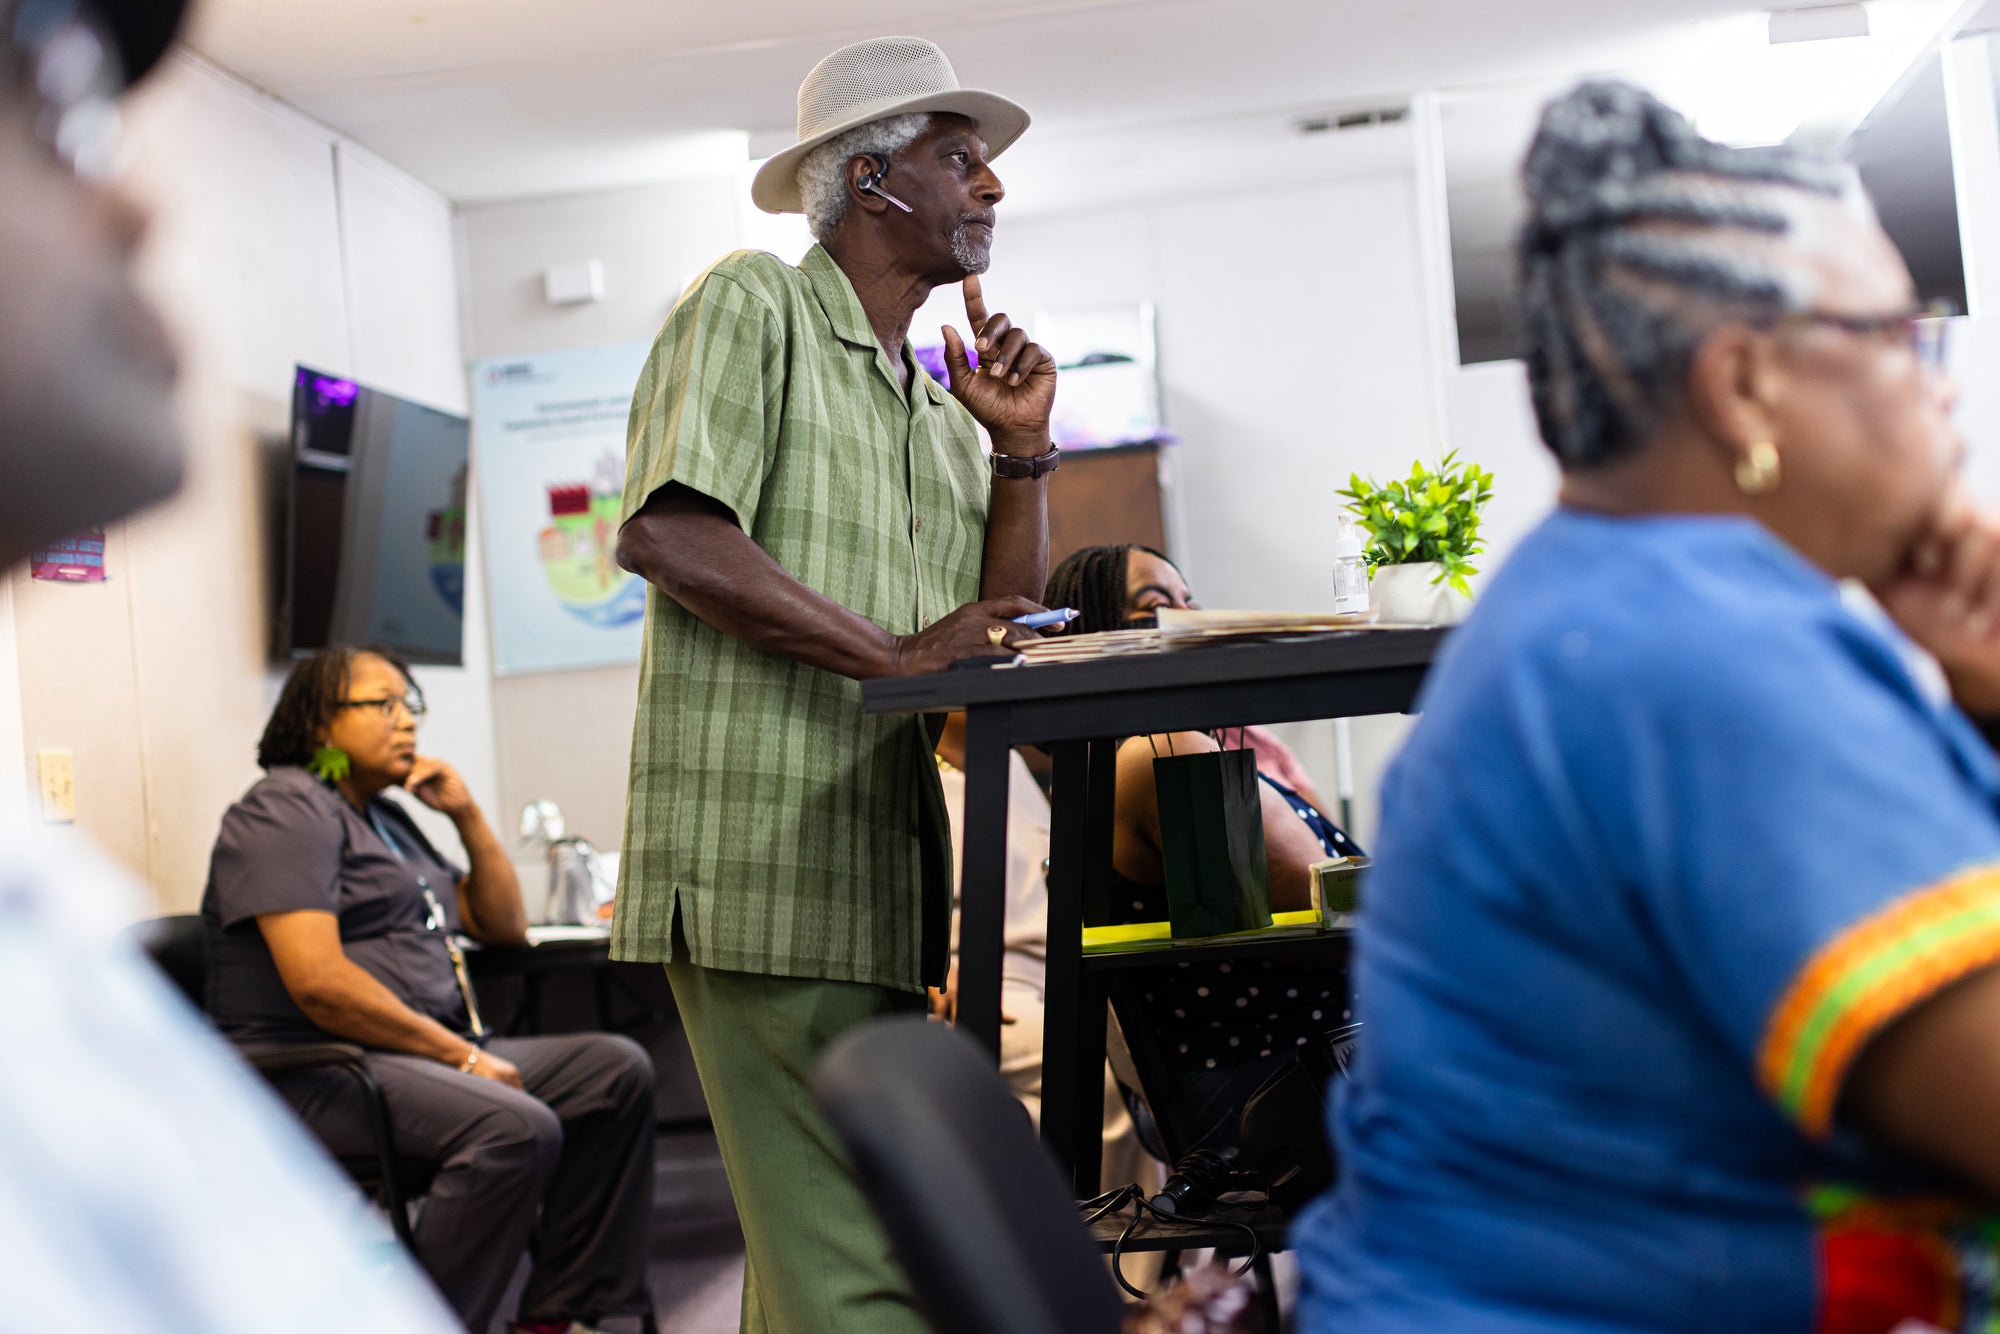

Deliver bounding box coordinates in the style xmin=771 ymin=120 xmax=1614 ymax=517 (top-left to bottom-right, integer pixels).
xmin=191 ymin=0 xmax=1775 ymax=201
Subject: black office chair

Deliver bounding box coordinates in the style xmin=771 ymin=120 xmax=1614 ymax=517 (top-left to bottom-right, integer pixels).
xmin=136 ymin=914 xmax=663 ymax=1334
xmin=128 ymin=914 xmax=434 ymax=1249
xmin=814 ymin=1016 xmax=1126 ymax=1334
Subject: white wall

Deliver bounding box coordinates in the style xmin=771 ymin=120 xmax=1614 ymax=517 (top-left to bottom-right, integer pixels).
xmin=455 ymin=177 xmax=744 ymax=846
xmin=1948 ymin=31 xmax=2000 ymax=498
xmin=0 ymin=581 xmax=24 ymax=811
xmin=3 ymin=55 xmax=491 ymax=910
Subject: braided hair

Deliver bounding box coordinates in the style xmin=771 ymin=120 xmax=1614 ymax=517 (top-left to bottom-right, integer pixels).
xmin=1518 ymin=81 xmax=1852 ymax=470
xmin=1046 ymin=544 xmax=1172 ymax=634
xmin=257 ymin=644 xmax=418 ymax=770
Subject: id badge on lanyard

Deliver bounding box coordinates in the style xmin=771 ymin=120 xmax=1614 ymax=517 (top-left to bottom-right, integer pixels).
xmin=370 ymin=806 xmax=486 ymax=1039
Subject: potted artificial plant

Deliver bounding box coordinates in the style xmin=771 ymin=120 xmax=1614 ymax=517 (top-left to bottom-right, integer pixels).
xmin=1338 ymin=450 xmax=1494 ymax=625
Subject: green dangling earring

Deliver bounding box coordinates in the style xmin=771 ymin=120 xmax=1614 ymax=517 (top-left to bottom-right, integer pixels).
xmin=309 ymin=743 xmax=351 ymax=782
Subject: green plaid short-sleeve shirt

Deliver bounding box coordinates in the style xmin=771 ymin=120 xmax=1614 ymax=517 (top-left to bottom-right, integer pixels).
xmin=613 ymin=244 xmax=990 ymax=992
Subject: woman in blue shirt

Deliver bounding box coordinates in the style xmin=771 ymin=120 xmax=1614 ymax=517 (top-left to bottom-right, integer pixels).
xmin=1298 ymin=82 xmax=2000 ymax=1333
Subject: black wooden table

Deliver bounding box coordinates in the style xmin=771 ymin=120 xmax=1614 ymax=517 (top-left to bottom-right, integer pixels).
xmin=863 ymin=627 xmax=1442 ymax=1192
xmin=461 ymin=928 xmax=613 ymax=1036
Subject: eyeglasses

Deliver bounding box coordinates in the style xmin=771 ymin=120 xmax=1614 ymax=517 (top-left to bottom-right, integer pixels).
xmin=11 ymin=0 xmax=125 ymax=181
xmin=335 ymin=694 xmax=428 ymax=722
xmin=1778 ymin=299 xmax=1956 ymax=372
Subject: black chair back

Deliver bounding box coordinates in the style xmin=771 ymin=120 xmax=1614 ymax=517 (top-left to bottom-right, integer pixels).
xmin=129 ymin=913 xmax=208 ymax=1010
xmin=814 ymin=1016 xmax=1123 ymax=1334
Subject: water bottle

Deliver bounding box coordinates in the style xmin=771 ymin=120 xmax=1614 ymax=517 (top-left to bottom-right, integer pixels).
xmin=1333 ymin=514 xmax=1370 ymax=616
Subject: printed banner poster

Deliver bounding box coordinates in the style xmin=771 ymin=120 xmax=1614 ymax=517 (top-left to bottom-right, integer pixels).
xmin=30 ymin=529 xmax=107 ymax=582
xmin=473 ymin=342 xmax=652 ymax=675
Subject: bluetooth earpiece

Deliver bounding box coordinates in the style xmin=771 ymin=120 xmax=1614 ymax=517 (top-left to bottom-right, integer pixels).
xmin=856 ymin=152 xmax=913 ymax=213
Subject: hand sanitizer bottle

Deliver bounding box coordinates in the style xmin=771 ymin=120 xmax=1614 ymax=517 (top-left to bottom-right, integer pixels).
xmin=1333 ymin=514 xmax=1370 ymax=616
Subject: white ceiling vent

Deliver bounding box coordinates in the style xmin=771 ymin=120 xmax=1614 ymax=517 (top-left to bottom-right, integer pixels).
xmin=1767 ymin=4 xmax=1869 ymax=44
xmin=1295 ymin=106 xmax=1410 ymax=135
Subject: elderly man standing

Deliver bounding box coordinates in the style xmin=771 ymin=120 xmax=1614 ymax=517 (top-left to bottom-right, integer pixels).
xmin=613 ymin=34 xmax=1055 ymax=1334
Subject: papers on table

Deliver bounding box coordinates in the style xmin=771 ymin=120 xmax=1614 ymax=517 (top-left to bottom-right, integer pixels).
xmin=1155 ymin=607 xmax=1377 ymax=640
xmin=1015 ymin=627 xmax=1166 ymax=664
xmin=1013 ymin=607 xmax=1416 ymax=666
xmin=524 ymin=924 xmax=613 ymax=944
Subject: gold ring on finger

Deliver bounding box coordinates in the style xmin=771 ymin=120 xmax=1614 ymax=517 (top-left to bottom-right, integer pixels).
xmin=987 ymin=625 xmax=1007 ymax=645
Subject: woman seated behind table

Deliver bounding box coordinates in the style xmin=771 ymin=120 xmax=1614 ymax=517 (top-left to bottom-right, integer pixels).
xmin=1298 ymin=83 xmax=2000 ymax=1333
xmin=1044 ymin=545 xmax=1362 ymax=1161
xmin=1046 ymin=542 xmax=1364 ymax=920
xmin=201 ymin=646 xmax=654 ymax=1334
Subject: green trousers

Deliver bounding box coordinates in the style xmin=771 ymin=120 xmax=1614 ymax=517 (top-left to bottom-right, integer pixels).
xmin=665 ymin=955 xmax=929 ymax=1334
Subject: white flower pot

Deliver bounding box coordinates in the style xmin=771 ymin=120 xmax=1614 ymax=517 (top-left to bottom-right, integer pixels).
xmin=1371 ymin=561 xmax=1473 ymax=626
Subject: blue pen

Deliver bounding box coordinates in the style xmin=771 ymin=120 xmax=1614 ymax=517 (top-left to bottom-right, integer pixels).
xmin=1013 ymin=607 xmax=1080 ymax=629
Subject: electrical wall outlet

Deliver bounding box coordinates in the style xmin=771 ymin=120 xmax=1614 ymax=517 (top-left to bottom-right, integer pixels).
xmin=37 ymin=749 xmax=74 ymax=824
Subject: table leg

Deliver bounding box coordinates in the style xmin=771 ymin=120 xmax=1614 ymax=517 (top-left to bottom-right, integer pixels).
xmin=593 ymin=965 xmax=614 ymax=1033
xmin=1043 ymin=739 xmax=1116 ymax=1193
xmin=957 ymin=707 xmax=1012 ymax=1058
xmin=1073 ymin=740 xmax=1116 ymax=1193
xmin=520 ymin=974 xmax=545 ymax=1036
xmin=1041 ymin=741 xmax=1089 ymax=1180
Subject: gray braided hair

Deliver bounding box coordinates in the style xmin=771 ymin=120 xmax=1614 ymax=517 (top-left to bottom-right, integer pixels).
xmin=1518 ymin=81 xmax=1855 ymax=469
xmin=796 ymin=113 xmax=936 ymax=243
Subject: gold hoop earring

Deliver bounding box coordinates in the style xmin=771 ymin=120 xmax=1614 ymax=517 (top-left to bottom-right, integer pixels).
xmin=1734 ymin=441 xmax=1780 ymax=496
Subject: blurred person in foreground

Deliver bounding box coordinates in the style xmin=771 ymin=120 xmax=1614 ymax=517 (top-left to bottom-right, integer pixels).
xmin=611 ymin=34 xmax=1055 ymax=1333
xmin=1298 ymin=81 xmax=2000 ymax=1333
xmin=204 ymin=645 xmax=654 ymax=1334
xmin=0 ymin=0 xmax=454 ymax=1328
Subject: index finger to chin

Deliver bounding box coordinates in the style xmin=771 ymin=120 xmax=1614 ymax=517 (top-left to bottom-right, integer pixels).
xmin=963 ymin=273 xmax=989 ymax=329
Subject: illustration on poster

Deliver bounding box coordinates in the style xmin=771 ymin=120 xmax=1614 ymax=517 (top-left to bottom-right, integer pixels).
xmin=539 ymin=451 xmax=645 ymax=628
xmin=428 ymin=465 xmax=467 ymax=616
xmin=474 ymin=341 xmax=651 ymax=676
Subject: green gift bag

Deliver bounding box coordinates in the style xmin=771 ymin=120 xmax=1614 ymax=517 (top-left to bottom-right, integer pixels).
xmin=1152 ymin=735 xmax=1274 ymax=938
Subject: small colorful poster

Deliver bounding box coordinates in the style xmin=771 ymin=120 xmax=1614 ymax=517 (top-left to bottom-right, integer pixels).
xmin=472 ymin=342 xmax=652 ymax=675
xmin=30 ymin=529 xmax=107 ymax=582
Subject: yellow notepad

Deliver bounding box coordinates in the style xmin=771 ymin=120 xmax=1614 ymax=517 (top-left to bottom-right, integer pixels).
xmin=1080 ymin=908 xmax=1329 ymax=954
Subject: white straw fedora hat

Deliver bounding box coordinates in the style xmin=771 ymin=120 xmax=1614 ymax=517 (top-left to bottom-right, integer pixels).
xmin=751 ymin=36 xmax=1030 ymax=215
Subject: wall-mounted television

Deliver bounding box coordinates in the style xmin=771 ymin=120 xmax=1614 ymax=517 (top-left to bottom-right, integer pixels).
xmin=279 ymin=366 xmax=469 ymax=665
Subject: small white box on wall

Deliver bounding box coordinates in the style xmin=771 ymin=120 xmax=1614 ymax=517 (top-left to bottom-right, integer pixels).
xmin=544 ymin=260 xmax=605 ymax=306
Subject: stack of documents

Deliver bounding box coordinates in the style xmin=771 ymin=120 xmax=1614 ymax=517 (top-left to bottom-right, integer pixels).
xmin=1014 ymin=607 xmax=1408 ymax=666
xmin=1154 ymin=608 xmax=1380 ymax=641
xmin=1015 ymin=627 xmax=1165 ymax=664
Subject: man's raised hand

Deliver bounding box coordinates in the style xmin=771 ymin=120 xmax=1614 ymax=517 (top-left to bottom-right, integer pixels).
xmin=940 ymin=274 xmax=1057 ymax=453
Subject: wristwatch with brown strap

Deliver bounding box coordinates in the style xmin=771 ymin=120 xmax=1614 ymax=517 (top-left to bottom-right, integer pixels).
xmin=990 ymin=444 xmax=1060 ymax=479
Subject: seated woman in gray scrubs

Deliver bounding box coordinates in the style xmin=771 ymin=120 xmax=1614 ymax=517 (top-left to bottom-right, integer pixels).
xmin=202 ymin=645 xmax=654 ymax=1334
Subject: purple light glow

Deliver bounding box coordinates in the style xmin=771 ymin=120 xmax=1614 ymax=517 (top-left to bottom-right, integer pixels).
xmin=913 ymin=343 xmax=975 ymax=389
xmin=311 ymin=375 xmax=359 ymax=406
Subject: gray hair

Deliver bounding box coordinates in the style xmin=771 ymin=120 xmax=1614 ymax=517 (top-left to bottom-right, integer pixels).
xmin=796 ymin=112 xmax=936 ymax=243
xmin=1517 ymin=81 xmax=1854 ymax=470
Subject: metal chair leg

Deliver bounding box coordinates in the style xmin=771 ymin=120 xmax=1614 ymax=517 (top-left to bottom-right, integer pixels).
xmin=1250 ymin=1250 xmax=1281 ymax=1330
xmin=335 ymin=1059 xmax=416 ymax=1249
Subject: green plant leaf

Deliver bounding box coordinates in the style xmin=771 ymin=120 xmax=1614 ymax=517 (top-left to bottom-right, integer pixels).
xmin=1339 ymin=451 xmax=1497 ymax=566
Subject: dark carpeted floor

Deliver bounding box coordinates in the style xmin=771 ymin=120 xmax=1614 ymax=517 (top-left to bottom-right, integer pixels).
xmin=473 ymin=961 xmax=747 ymax=1334
xmin=645 ymin=1130 xmax=745 ymax=1332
